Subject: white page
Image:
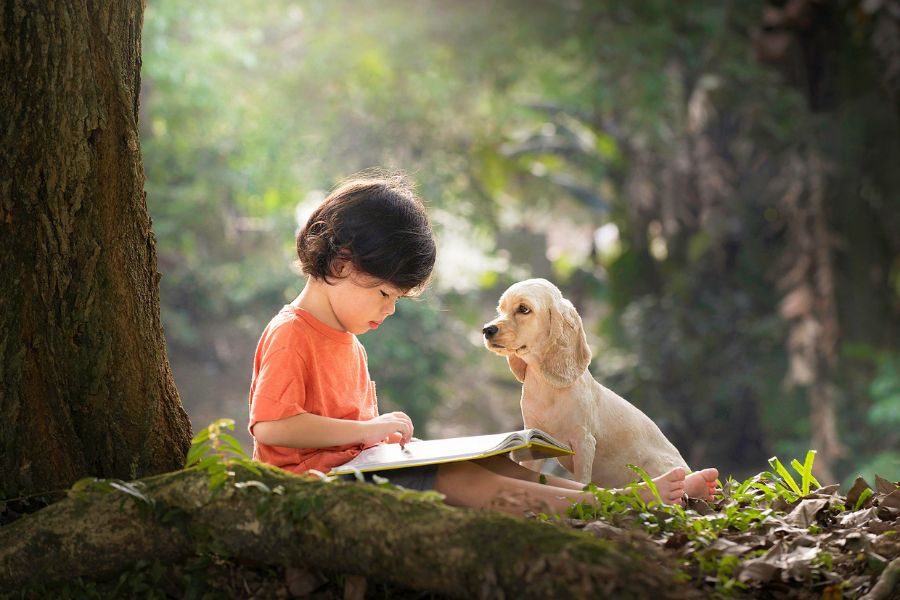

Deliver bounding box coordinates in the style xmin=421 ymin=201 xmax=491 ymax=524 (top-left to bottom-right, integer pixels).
xmin=336 ymin=432 xmax=518 ymax=472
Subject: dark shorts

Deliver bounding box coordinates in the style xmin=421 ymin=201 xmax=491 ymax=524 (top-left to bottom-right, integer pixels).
xmin=340 ymin=464 xmax=438 ymax=491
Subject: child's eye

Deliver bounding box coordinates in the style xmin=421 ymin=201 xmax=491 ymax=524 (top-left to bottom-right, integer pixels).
xmin=380 ymin=290 xmax=389 ymax=298
xmin=517 ymin=305 xmax=531 ymax=314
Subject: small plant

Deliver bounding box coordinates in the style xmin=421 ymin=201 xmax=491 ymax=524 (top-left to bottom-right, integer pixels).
xmin=767 ymin=450 xmax=820 ymax=498
xmin=625 ymin=463 xmax=663 ymax=508
xmin=186 ymin=418 xmax=261 ymax=490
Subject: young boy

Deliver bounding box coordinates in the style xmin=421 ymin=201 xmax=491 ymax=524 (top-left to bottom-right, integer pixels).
xmin=249 ymin=172 xmax=717 ymax=516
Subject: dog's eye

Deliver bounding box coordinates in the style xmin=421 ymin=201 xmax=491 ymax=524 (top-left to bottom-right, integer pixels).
xmin=517 ymin=305 xmax=531 ymax=315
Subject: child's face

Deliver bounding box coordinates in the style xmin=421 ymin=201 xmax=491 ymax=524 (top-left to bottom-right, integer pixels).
xmin=327 ymin=266 xmax=405 ymax=335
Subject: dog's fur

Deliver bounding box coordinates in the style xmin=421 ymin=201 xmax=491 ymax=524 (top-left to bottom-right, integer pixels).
xmin=483 ymin=278 xmax=689 ymax=487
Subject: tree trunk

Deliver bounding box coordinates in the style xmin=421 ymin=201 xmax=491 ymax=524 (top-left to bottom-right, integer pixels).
xmin=777 ymin=151 xmax=844 ymax=484
xmin=0 ymin=464 xmax=700 ymax=599
xmin=0 ymin=0 xmax=191 ymax=500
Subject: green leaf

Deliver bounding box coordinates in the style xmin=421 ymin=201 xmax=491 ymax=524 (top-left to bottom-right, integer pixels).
xmin=854 ymin=487 xmax=874 ymax=511
xmin=790 ymin=450 xmax=820 ymax=496
xmin=185 ymin=443 xmax=209 ymax=467
xmin=210 ymin=418 xmax=236 ymax=431
xmin=768 ymin=456 xmax=801 ymax=495
xmin=218 ymin=433 xmax=250 ymax=458
xmin=626 ymin=463 xmax=661 ymax=506
xmin=190 ymin=428 xmax=211 ymax=445
xmin=196 ymin=455 xmax=222 ymax=471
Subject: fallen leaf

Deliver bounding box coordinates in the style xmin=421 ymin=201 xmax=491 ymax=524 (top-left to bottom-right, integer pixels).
xmin=707 ymin=537 xmax=753 ymax=556
xmin=583 ymin=520 xmax=626 ymax=538
xmin=839 ymin=507 xmax=878 ymax=528
xmin=738 ymin=558 xmax=780 ymax=584
xmin=784 ymin=498 xmax=829 ymax=528
xmin=839 ymin=531 xmax=873 ymax=552
xmin=847 ymin=476 xmax=873 ymax=509
xmin=879 ymin=488 xmax=900 ymax=510
xmin=875 ymin=475 xmax=898 ymax=495
xmin=783 ymin=545 xmax=821 ymax=580
xmin=867 ymin=517 xmax=900 ymax=535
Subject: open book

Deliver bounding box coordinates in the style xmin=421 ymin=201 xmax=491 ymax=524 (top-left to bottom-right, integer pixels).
xmin=328 ymin=428 xmax=573 ymax=475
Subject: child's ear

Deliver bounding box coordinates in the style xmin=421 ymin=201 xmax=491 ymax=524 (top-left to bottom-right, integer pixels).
xmin=330 ymin=254 xmax=353 ymax=277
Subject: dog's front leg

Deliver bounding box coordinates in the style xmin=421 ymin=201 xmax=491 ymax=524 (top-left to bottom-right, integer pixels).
xmin=572 ymin=433 xmax=597 ymax=484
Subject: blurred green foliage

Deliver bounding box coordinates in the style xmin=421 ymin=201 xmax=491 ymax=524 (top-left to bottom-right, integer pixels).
xmin=142 ymin=0 xmax=899 ymax=482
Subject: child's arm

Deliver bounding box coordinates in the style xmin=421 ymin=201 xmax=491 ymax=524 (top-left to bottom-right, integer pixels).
xmin=252 ymin=411 xmax=413 ymax=449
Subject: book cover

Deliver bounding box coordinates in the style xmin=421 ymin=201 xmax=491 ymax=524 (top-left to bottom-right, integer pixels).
xmin=328 ymin=428 xmax=574 ymax=475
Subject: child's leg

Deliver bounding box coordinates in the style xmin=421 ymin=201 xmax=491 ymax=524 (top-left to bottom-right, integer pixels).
xmin=434 ymin=461 xmax=690 ymax=517
xmin=473 ymin=455 xmax=586 ymax=490
xmin=477 ymin=456 xmax=719 ymax=500
xmin=434 ymin=460 xmax=589 ymax=516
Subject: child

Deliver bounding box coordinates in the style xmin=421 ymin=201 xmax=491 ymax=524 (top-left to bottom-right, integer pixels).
xmin=248 ymin=171 xmax=718 ymax=517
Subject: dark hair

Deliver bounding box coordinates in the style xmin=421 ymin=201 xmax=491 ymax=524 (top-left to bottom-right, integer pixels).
xmin=296 ymin=171 xmax=436 ymax=294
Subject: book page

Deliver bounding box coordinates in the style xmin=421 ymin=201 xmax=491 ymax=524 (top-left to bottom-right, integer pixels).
xmin=338 ymin=432 xmax=517 ymax=472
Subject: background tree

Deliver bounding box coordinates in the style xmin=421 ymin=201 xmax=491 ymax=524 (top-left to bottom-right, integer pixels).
xmin=0 ymin=0 xmax=191 ymax=501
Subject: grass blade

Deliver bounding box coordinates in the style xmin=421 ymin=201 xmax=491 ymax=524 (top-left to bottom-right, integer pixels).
xmin=768 ymin=456 xmax=801 ymax=495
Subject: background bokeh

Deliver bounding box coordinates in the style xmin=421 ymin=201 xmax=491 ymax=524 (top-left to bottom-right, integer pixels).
xmin=140 ymin=0 xmax=900 ymax=486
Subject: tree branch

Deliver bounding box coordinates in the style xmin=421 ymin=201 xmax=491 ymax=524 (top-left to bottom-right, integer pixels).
xmin=0 ymin=464 xmax=699 ymax=598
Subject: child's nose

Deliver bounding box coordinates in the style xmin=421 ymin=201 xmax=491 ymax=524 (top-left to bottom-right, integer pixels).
xmin=384 ymin=299 xmax=396 ymax=316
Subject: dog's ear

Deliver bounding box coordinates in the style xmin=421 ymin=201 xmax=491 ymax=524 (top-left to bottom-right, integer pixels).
xmin=507 ymin=355 xmax=527 ymax=383
xmin=540 ymin=297 xmax=591 ymax=388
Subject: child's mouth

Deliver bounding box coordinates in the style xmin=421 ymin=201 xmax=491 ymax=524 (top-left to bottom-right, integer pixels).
xmin=369 ymin=321 xmax=381 ymax=329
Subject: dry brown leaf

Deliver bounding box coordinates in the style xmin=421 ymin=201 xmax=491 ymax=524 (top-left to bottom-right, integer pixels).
xmin=847 ymin=476 xmax=874 ymax=509
xmin=840 ymin=507 xmax=879 ymax=528
xmin=784 ymin=498 xmax=828 ymax=529
xmin=839 ymin=531 xmax=874 ymax=552
xmin=867 ymin=517 xmax=900 ymax=535
xmin=738 ymin=558 xmax=780 ymax=584
xmin=814 ymin=484 xmax=842 ymax=495
xmin=875 ymin=476 xmax=898 ymax=495
xmin=707 ymin=537 xmax=754 ymax=556
xmin=582 ymin=520 xmax=627 ymax=540
xmin=783 ymin=545 xmax=821 ymax=580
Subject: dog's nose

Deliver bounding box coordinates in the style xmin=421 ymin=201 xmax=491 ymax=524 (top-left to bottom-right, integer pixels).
xmin=483 ymin=325 xmax=498 ymax=337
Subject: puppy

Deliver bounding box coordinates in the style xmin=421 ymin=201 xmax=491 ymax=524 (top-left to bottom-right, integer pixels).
xmin=483 ymin=278 xmax=690 ymax=487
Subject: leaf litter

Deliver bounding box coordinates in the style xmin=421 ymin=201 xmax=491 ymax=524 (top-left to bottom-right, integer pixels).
xmin=563 ymin=468 xmax=900 ymax=599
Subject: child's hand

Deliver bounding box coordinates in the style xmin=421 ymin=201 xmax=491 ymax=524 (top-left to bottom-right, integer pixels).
xmin=383 ymin=434 xmax=421 ymax=444
xmin=384 ymin=432 xmax=404 ymax=444
xmin=362 ymin=411 xmax=414 ymax=447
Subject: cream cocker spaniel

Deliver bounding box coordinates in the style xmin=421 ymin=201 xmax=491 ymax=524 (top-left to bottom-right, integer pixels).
xmin=483 ymin=278 xmax=690 ymax=487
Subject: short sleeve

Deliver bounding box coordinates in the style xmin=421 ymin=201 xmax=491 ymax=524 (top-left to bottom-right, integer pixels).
xmin=249 ymin=346 xmax=308 ymax=431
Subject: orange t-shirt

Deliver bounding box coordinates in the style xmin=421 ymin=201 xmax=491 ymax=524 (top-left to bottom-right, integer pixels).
xmin=248 ymin=305 xmax=378 ymax=474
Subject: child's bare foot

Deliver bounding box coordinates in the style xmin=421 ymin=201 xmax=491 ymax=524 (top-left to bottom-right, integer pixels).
xmin=684 ymin=468 xmax=719 ymax=500
xmin=627 ymin=467 xmax=686 ymax=505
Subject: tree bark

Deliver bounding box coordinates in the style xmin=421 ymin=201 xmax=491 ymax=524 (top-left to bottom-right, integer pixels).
xmin=0 ymin=0 xmax=191 ymax=500
xmin=776 ymin=151 xmax=845 ymax=484
xmin=0 ymin=464 xmax=700 ymax=599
